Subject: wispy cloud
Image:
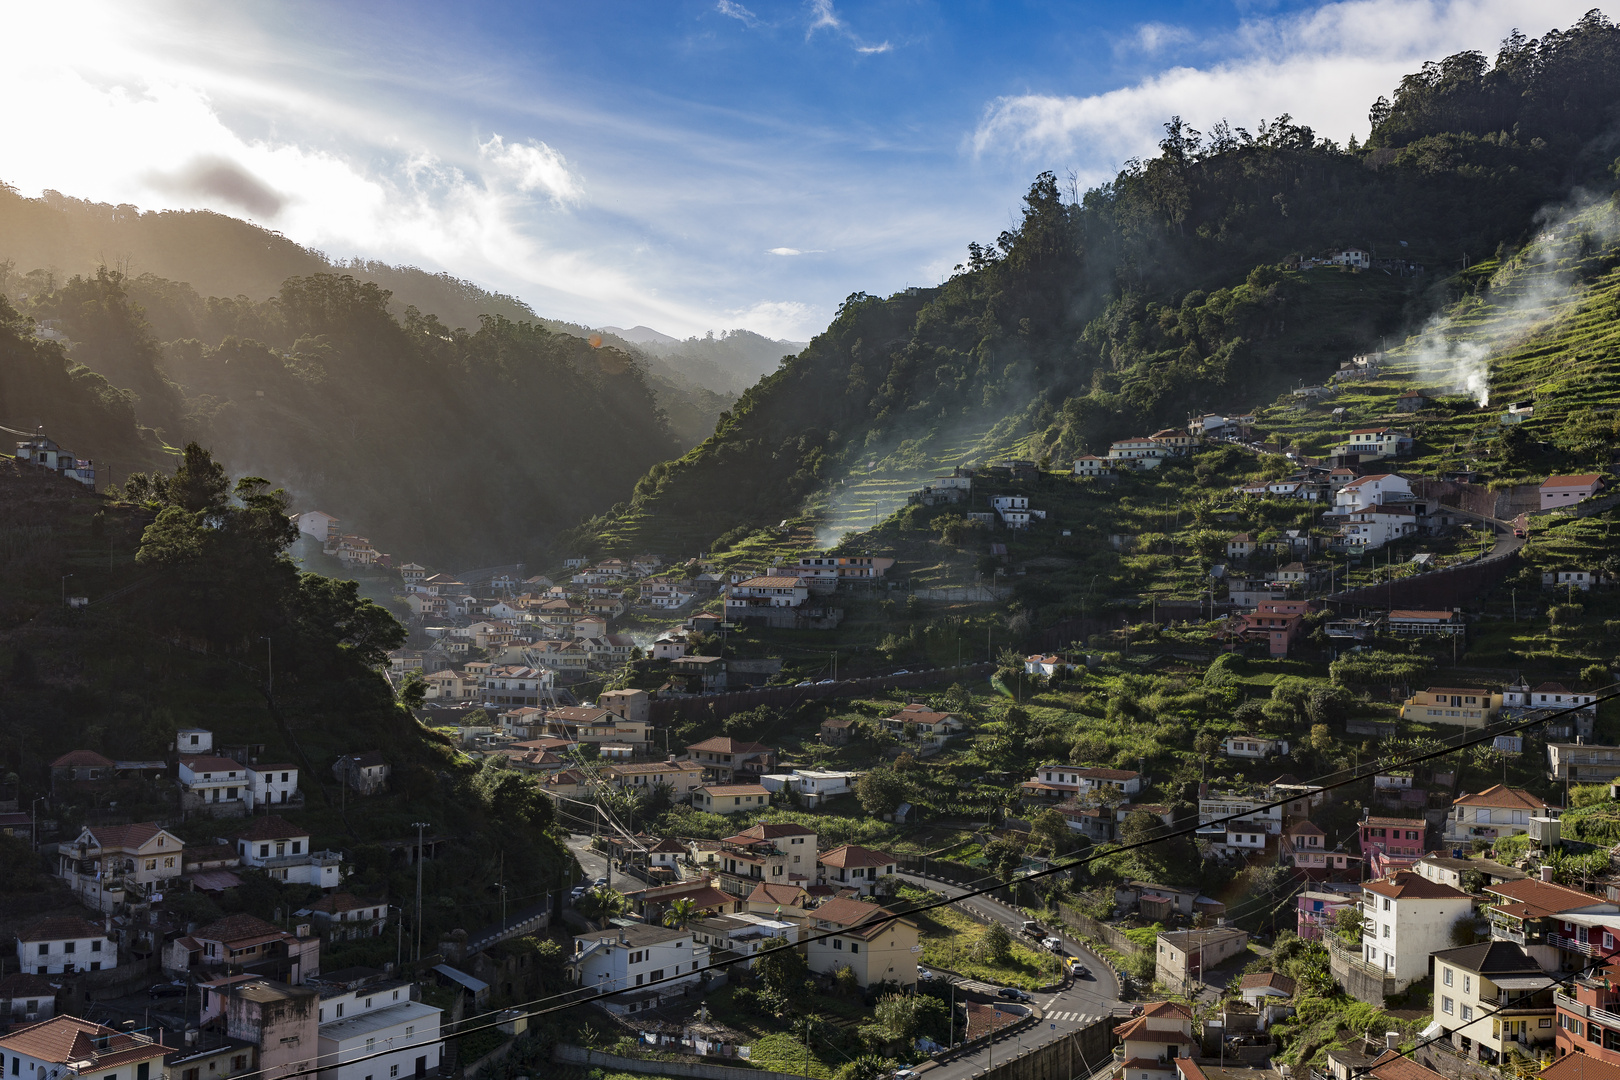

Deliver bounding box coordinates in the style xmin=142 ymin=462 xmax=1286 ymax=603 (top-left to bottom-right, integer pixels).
xmin=1126 ymin=21 xmax=1196 ymax=56
xmin=767 ymin=247 xmax=803 ymax=255
xmin=715 ymin=1 xmax=759 ymax=29
xmin=806 ymin=0 xmax=893 ymax=55
xmin=974 ymin=0 xmax=1598 ymax=185
xmin=477 ymin=134 xmax=582 ymax=206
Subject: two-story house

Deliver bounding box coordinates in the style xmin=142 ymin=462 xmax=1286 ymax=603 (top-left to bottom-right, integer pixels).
xmin=1484 ymin=877 xmax=1620 ymax=975
xmin=1359 ymin=816 xmax=1426 ymax=877
xmin=570 ymin=924 xmax=707 ymax=1015
xmin=0 ymin=1016 xmax=169 ymax=1080
xmin=1296 ymin=890 xmax=1358 ymax=942
xmin=1432 ymin=941 xmax=1554 ymax=1065
xmin=691 ymin=784 xmax=771 ymax=814
xmin=1115 ymin=1002 xmax=1197 ymax=1080
xmin=231 ymin=817 xmax=343 ymax=889
xmin=302 ymin=894 xmax=389 ymax=942
xmin=1025 ymin=765 xmax=1144 ymax=802
xmin=16 ymin=917 xmax=118 ymax=975
xmin=167 ymin=914 xmax=321 ymax=984
xmin=56 ymin=822 xmax=185 ymax=912
xmin=804 ymin=897 xmax=918 ymax=989
xmin=710 ymin=823 xmax=818 ymax=896
xmin=817 ymin=845 xmax=898 ymax=897
xmin=1552 ymin=958 xmax=1620 ymax=1066
xmin=1341 ymin=430 xmax=1413 ymax=460
xmin=1154 ymin=929 xmax=1249 ymax=992
xmin=1401 ymin=687 xmax=1504 ymax=729
xmin=683 ymin=737 xmax=776 ymax=783
xmin=1359 ymin=872 xmax=1472 ymax=991
xmin=602 ymin=761 xmax=705 ymax=800
xmin=1547 ymin=743 xmax=1620 ymax=784
xmin=179 ymin=754 xmax=250 ymax=813
xmin=247 ymin=764 xmax=300 ymax=810
xmin=880 ymin=705 xmax=966 ymax=755
xmin=1446 ymin=786 xmax=1554 ymax=844
xmin=315 ymin=981 xmax=442 ymax=1080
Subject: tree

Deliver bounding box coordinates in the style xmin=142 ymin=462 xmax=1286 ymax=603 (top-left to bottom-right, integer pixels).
xmin=1581 ymin=663 xmax=1610 ymax=687
xmin=755 ymin=936 xmax=807 ymax=992
xmin=1308 ymin=724 xmax=1334 ymax=756
xmin=169 ymin=441 xmax=231 ymax=512
xmin=980 ymin=921 xmax=1012 ymax=962
xmin=574 ymin=887 xmax=626 ymax=929
xmin=1031 ymin=808 xmax=1073 ymax=855
xmin=399 ymin=670 xmax=427 ymax=710
xmin=837 ymin=1056 xmax=897 ymax=1080
xmin=856 ymin=768 xmax=909 ymax=817
xmin=1332 ymin=903 xmax=1368 ymax=943
xmin=1193 ymin=731 xmax=1220 ymax=758
xmin=982 ymin=837 xmax=1025 ymax=882
xmin=1306 ymin=685 xmax=1354 ymax=727
xmin=662 ymin=897 xmax=699 ymax=930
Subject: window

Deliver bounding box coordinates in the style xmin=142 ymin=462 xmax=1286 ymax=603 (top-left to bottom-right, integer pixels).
xmin=64 ymin=941 xmax=76 ymax=954
xmin=1383 ymin=925 xmax=1390 ymax=938
xmin=405 ymin=1026 xmax=414 ymax=1037
xmin=1443 ymin=967 xmax=1453 ymax=987
xmin=391 ymin=1069 xmax=399 ymax=1078
xmin=1462 ymin=1005 xmax=1473 ymax=1021
xmin=165 ymin=857 xmax=175 ymax=868
xmin=146 ymin=860 xmax=157 ymax=870
xmin=850 ymin=943 xmax=860 ymax=954
xmin=336 ymin=1004 xmax=344 ymax=1018
xmin=1464 ymin=975 xmax=1471 ymax=994
xmin=1541 ymin=1019 xmax=1552 ymax=1028
xmin=365 ymin=1039 xmax=375 ymax=1053
xmin=1383 ymin=899 xmax=1391 ymax=911
xmin=92 ymin=940 xmax=102 ymax=952
xmin=1442 ymin=997 xmax=1454 ymax=1015
xmin=636 ymin=974 xmax=644 ymax=986
xmin=834 ymin=939 xmax=844 ymax=950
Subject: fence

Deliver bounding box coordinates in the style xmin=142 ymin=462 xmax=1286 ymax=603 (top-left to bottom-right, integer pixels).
xmin=647 ymin=664 xmax=993 ymax=724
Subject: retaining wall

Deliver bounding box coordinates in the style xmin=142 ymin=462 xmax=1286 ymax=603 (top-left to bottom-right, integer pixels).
xmin=1055 ymin=905 xmax=1144 ymax=957
xmin=967 ymin=1015 xmax=1118 ymax=1080
xmin=553 ymin=1044 xmax=801 ymax=1080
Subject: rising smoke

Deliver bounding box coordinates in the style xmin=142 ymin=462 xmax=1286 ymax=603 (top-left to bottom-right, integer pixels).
xmin=1403 ymin=192 xmax=1620 ymax=406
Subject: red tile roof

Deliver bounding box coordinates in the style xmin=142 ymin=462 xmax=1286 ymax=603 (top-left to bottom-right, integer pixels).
xmin=1453 ymin=784 xmax=1551 ymax=810
xmin=0 ymin=1016 xmax=170 ymax=1069
xmin=50 ymin=750 xmax=114 ymax=769
xmin=1240 ymin=971 xmax=1298 ymax=995
xmin=686 ymin=737 xmax=772 ymax=755
xmin=19 ymin=917 xmax=105 ymax=943
xmin=812 ymin=897 xmax=904 ymax=938
xmin=83 ymin=822 xmax=169 ymax=850
xmin=1485 ymin=877 xmax=1608 ymax=918
xmin=1367 ymin=1050 xmax=1449 ymax=1080
xmin=1540 ymin=474 xmax=1603 ymax=489
xmin=818 ymin=843 xmax=896 ymax=868
xmin=1541 ymin=1053 xmax=1620 ymax=1080
xmin=194 ymin=914 xmax=288 ymax=946
xmin=235 ymin=816 xmax=309 ymax=842
xmin=180 ymin=755 xmax=244 ymax=773
xmin=1362 ymin=871 xmax=1468 ymax=901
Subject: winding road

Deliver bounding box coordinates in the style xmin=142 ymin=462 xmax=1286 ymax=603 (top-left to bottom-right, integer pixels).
xmin=898 ymin=872 xmax=1126 ymax=1080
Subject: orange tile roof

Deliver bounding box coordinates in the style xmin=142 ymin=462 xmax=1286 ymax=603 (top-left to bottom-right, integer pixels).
xmin=1541 ymin=474 xmax=1603 ymax=489
xmin=818 ymin=844 xmax=896 ymax=869
xmin=83 ymin=822 xmax=169 ymax=849
xmin=0 ymin=1016 xmax=171 ymax=1068
xmin=50 ymin=750 xmax=115 ymax=769
xmin=1452 ymin=784 xmax=1551 ymax=811
xmin=1362 ymin=871 xmax=1468 ymax=901
xmin=1367 ymin=1050 xmax=1449 ymax=1080
xmin=19 ymin=917 xmax=105 ymax=943
xmin=1485 ymin=877 xmax=1609 ymax=918
xmin=1541 ymin=1051 xmax=1620 ymax=1080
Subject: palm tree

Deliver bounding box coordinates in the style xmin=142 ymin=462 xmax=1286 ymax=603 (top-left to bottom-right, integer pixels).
xmin=662 ymin=896 xmax=698 ymax=930
xmin=576 ymin=886 xmax=627 ymax=929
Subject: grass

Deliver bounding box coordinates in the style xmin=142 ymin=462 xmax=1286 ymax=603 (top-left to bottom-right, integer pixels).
xmin=899 ymin=885 xmax=1062 ymax=989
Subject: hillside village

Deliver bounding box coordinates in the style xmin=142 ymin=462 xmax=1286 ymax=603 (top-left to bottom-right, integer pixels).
xmin=14 ymin=368 xmax=1620 ymax=1080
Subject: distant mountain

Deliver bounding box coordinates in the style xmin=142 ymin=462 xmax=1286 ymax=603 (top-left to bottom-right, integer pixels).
xmin=599 ymin=324 xmax=681 ymax=346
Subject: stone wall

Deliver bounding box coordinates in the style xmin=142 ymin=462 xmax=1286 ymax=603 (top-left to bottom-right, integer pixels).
xmin=1328 ymin=936 xmax=1396 ymax=1006
xmin=1055 ymin=905 xmax=1145 ymax=957
xmin=969 ymin=1014 xmax=1119 ymax=1080
xmin=553 ymin=1044 xmax=802 ymax=1080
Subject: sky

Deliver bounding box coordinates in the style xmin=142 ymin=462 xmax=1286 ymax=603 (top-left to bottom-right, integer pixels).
xmin=0 ymin=0 xmax=1608 ymax=341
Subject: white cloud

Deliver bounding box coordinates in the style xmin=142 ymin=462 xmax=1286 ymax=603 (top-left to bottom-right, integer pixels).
xmin=1128 ymin=22 xmax=1196 ymax=55
xmin=767 ymin=247 xmax=804 ymax=255
xmin=716 ymin=1 xmax=759 ymax=27
xmin=478 ymin=134 xmax=582 ymax=205
xmin=974 ymin=0 xmax=1601 ymax=184
xmin=727 ymin=299 xmax=820 ymax=339
xmin=806 ymin=0 xmax=892 ymax=54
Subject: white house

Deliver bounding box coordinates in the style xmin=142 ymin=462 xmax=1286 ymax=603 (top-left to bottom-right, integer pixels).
xmin=1108 ymin=437 xmax=1166 ymax=469
xmin=991 ymin=495 xmax=1046 ymax=529
xmin=483 ymin=665 xmax=554 ymax=707
xmin=177 ymin=727 xmax=214 ymax=754
xmin=880 ymin=704 xmax=966 ymax=755
xmin=571 ymin=924 xmax=707 ymax=1014
xmin=231 ymin=816 xmax=344 ymax=889
xmin=1342 ymin=429 xmax=1412 ymax=460
xmin=247 ymin=764 xmax=300 ymax=809
xmin=294 ymin=511 xmax=341 ymax=543
xmin=1337 ymin=504 xmax=1419 ymax=550
xmin=1116 ymin=1003 xmax=1198 ymax=1080
xmin=13 ymin=433 xmax=96 ymax=487
xmin=55 ymin=822 xmax=185 ymax=912
xmin=1330 ymin=248 xmax=1372 ymax=269
xmin=178 ymin=754 xmax=250 ymax=811
xmin=1333 ymin=473 xmax=1412 ymax=513
xmin=817 ymin=844 xmax=899 ymax=897
xmin=1539 ymin=474 xmax=1604 ymax=510
xmin=725 ymin=576 xmax=809 ymax=619
xmin=0 ymin=1016 xmax=168 ymax=1080
xmin=1023 ymin=765 xmax=1143 ymax=800
xmin=16 ymin=916 xmax=117 ymax=975
xmin=315 ymin=982 xmax=443 ymax=1080
xmin=1073 ymin=456 xmax=1113 ymax=477
xmin=1444 ymin=785 xmax=1554 ymax=844
xmin=1360 ymin=871 xmax=1472 ymax=990
xmin=1221 ymin=735 xmax=1289 ymax=759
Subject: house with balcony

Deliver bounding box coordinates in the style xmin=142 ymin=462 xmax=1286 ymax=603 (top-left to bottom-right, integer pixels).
xmin=56 ymin=822 xmax=185 ymax=912
xmin=817 ymin=844 xmax=898 ymax=898
xmin=1351 ymin=872 xmax=1472 ymax=998
xmin=1340 ymin=430 xmax=1413 ymax=460
xmin=1358 ymin=816 xmax=1426 ymax=877
xmin=683 ymin=737 xmax=775 ymax=783
xmin=1413 ymin=854 xmax=1525 ymax=892
xmin=0 ymin=1016 xmax=169 ymax=1080
xmin=179 ymin=754 xmax=251 ymax=815
xmin=1484 ymin=878 xmax=1620 ymax=975
xmin=804 ymin=897 xmax=918 ymax=989
xmin=16 ymin=917 xmax=118 ymax=975
xmin=229 ymin=817 xmax=343 ymax=889
xmin=1023 ymin=765 xmax=1144 ymax=803
xmin=316 ymin=981 xmax=443 ymax=1080
xmin=1431 ymin=941 xmax=1555 ymax=1065
xmin=1113 ymin=1002 xmax=1197 ymax=1080
xmin=1446 ymin=785 xmax=1554 ymax=844
xmin=246 ymin=764 xmax=301 ymax=810
xmin=708 ymin=823 xmax=818 ymax=896
xmin=1504 ymin=679 xmax=1598 ymax=739
xmin=1281 ymin=821 xmax=1358 ymax=878
xmin=1401 ymin=686 xmax=1503 ymax=729
xmin=1548 ymin=743 xmax=1620 ymax=784
xmin=1553 ymin=960 xmax=1620 ymax=1066
xmin=570 ymin=923 xmax=707 ymax=1015
xmin=1387 ymin=609 xmax=1466 ymax=636
xmin=880 ymin=704 xmax=965 ymax=755
xmin=164 ymin=914 xmax=320 ymax=984
xmin=602 ymin=761 xmax=705 ymax=801
xmin=1108 ymin=437 xmax=1168 ymax=470
xmin=1196 ymin=789 xmax=1283 ymax=847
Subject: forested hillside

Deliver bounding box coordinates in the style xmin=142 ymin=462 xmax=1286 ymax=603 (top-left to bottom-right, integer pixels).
xmin=569 ymin=12 xmax=1620 ymax=557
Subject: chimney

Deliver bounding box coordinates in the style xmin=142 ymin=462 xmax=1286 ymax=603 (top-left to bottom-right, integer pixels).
xmin=1540 ymin=866 xmax=1555 ymax=883
xmin=1386 ymin=1032 xmax=1399 ymax=1051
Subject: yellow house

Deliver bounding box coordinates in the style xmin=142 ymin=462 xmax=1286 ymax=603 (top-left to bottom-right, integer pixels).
xmin=1400 ymin=687 xmax=1503 ymax=729
xmin=804 ymin=896 xmax=918 ymax=989
xmin=692 ymin=784 xmax=771 ymax=814
xmin=602 ymin=761 xmax=705 ymax=799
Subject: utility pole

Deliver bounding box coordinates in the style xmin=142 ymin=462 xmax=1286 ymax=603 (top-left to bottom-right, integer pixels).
xmin=61 ymin=573 xmax=71 ymax=607
xmin=412 ymin=821 xmax=431 ymax=961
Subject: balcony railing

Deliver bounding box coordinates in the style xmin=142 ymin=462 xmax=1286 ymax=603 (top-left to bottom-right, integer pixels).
xmin=1555 ymin=992 xmax=1586 ymax=1017
xmin=1549 ymin=934 xmax=1596 ymax=957
xmin=1494 ymin=927 xmax=1528 ymax=946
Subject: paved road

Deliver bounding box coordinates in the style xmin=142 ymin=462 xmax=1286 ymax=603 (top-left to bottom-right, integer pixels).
xmin=899 ymin=872 xmax=1125 ymax=1080
xmin=565 ymin=834 xmax=611 ymax=888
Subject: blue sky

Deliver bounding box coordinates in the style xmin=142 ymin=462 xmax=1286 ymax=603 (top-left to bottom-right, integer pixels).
xmin=0 ymin=0 xmax=1606 ymax=339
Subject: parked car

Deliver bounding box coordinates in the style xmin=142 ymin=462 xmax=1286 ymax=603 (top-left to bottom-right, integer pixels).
xmin=917 ymin=967 xmax=935 ymax=981
xmin=996 ymin=987 xmax=1031 ymax=1002
xmin=148 ymin=983 xmax=187 ymax=998
xmin=1042 ymin=936 xmax=1066 ymax=955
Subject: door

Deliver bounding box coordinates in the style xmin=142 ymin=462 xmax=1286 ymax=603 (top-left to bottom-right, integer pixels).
xmin=415 ymin=1057 xmax=427 ymax=1078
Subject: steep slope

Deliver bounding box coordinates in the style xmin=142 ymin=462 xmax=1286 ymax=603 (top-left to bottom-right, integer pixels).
xmin=569 ymin=13 xmax=1620 ymax=559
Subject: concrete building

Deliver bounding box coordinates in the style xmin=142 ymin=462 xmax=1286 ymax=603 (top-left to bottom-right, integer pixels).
xmin=221 ymin=980 xmax=321 ymax=1080
xmin=570 ymin=924 xmax=707 ymax=1015
xmin=315 ymin=983 xmax=442 ymax=1080
xmin=1547 ymin=743 xmax=1620 ymax=784
xmin=1446 ymin=786 xmax=1555 ymax=844
xmin=804 ymin=897 xmax=918 ymax=989
xmin=1401 ymin=687 xmax=1503 ymax=729
xmin=1154 ymin=929 xmax=1249 ymax=991
xmin=16 ymin=917 xmax=117 ymax=976
xmin=1432 ymin=941 xmax=1555 ymax=1064
xmin=0 ymin=1016 xmax=169 ymax=1080
xmin=1358 ymin=872 xmax=1471 ymax=991
xmin=55 ymin=822 xmax=185 ymax=912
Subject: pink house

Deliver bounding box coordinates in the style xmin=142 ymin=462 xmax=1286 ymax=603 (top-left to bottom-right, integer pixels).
xmin=1359 ymin=815 xmax=1426 ymax=877
xmin=1296 ymin=890 xmax=1357 ymax=941
xmin=1540 ymin=474 xmax=1604 ymax=510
